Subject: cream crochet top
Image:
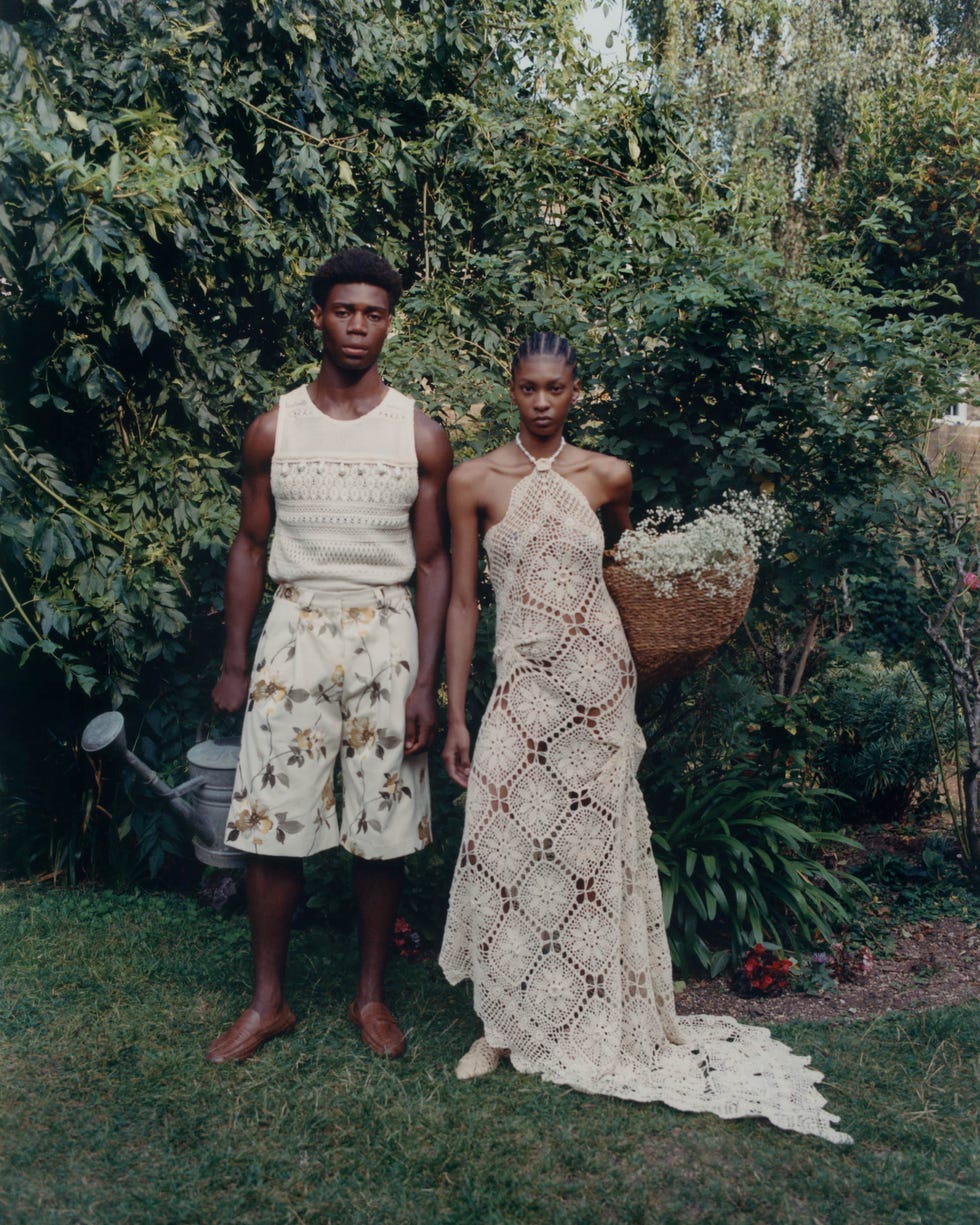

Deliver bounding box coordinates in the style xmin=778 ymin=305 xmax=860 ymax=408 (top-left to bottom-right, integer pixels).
xmin=267 ymin=384 xmax=418 ymax=593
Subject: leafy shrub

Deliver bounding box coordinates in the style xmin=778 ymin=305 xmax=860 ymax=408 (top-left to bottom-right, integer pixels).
xmin=0 ymin=0 xmax=968 ymax=888
xmin=639 ymin=666 xmax=829 ymax=806
xmin=845 ymin=563 xmax=935 ymax=666
xmin=652 ymin=775 xmax=861 ymax=977
xmin=812 ymin=652 xmax=952 ymax=824
xmin=820 ymin=58 xmax=980 ymax=317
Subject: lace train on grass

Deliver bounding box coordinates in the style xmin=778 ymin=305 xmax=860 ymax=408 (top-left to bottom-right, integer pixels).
xmin=440 ymin=462 xmax=851 ymax=1145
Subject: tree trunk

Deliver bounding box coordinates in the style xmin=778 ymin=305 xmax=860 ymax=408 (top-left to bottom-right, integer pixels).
xmin=961 ymin=764 xmax=980 ymax=867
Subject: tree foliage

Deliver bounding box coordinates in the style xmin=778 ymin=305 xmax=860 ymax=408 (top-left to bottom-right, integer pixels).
xmin=0 ymin=0 xmax=697 ymax=875
xmin=887 ymin=452 xmax=980 ymax=865
xmin=817 ymin=57 xmax=980 ymax=319
xmin=624 ymin=0 xmax=979 ymax=239
xmin=0 ymin=0 xmax=971 ymax=935
xmin=569 ymin=226 xmax=960 ymax=698
xmin=0 ymin=0 xmax=708 ymax=706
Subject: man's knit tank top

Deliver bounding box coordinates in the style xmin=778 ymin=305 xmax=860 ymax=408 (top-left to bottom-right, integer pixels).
xmin=267 ymin=384 xmax=419 ymax=593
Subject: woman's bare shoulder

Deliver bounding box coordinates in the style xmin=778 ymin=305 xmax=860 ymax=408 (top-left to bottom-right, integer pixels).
xmin=450 ymin=446 xmax=521 ymax=484
xmin=449 ymin=454 xmax=489 ymax=486
xmin=568 ymin=446 xmax=632 ymax=491
xmin=447 ymin=454 xmax=499 ymax=505
xmin=603 ymin=453 xmax=633 ymax=494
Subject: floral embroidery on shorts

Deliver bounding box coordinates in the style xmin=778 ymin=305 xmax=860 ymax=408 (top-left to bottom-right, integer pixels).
xmin=379 ymin=771 xmax=412 ymax=811
xmin=229 ymin=795 xmax=305 ymax=846
xmin=342 ymin=605 xmax=376 ymax=634
xmin=344 ymin=715 xmax=377 ymax=754
xmin=227 ymin=586 xmax=431 ymax=856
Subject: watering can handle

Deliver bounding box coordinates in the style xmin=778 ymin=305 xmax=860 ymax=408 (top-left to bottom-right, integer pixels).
xmin=196 ymin=714 xmax=241 ymax=743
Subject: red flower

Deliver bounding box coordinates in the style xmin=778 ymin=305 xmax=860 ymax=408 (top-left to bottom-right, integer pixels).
xmin=391 ymin=915 xmax=424 ymax=961
xmin=735 ymin=943 xmax=795 ymax=996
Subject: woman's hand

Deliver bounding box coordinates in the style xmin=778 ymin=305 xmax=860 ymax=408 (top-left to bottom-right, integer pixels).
xmin=442 ymin=722 xmax=472 ymax=788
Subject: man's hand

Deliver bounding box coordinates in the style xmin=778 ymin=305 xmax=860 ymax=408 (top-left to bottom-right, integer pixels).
xmin=212 ymin=666 xmax=250 ymax=714
xmin=403 ymin=682 xmax=437 ymax=756
xmin=441 ymin=722 xmax=471 ymax=788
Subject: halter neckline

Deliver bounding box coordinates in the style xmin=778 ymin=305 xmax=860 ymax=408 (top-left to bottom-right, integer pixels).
xmin=515 ymin=434 xmax=566 ymax=472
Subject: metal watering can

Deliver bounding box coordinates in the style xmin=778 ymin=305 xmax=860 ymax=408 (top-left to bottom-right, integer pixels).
xmin=80 ymin=712 xmax=245 ymax=868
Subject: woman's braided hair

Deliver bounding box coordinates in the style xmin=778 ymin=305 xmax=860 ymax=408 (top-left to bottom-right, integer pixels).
xmin=511 ymin=332 xmax=578 ymax=378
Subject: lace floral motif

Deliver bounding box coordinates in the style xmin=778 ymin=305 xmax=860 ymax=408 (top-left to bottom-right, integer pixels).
xmin=439 ymin=466 xmax=851 ymax=1144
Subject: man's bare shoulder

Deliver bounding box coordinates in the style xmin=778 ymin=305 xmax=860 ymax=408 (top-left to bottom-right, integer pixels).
xmin=241 ymin=407 xmax=278 ymax=470
xmin=413 ymin=404 xmax=447 ymax=440
xmin=244 ymin=405 xmax=278 ymax=439
xmin=413 ymin=407 xmax=453 ymax=470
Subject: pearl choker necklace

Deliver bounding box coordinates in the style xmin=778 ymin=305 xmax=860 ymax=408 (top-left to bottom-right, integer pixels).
xmin=515 ymin=434 xmax=566 ymax=471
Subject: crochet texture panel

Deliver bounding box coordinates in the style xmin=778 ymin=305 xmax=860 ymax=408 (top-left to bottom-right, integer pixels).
xmin=272 ymin=459 xmax=417 ymax=572
xmin=439 ymin=465 xmax=851 ymax=1145
xmin=268 ymin=388 xmax=418 ymax=586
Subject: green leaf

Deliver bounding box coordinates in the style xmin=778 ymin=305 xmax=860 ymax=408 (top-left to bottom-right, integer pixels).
xmin=36 ymin=93 xmax=59 ymax=132
xmin=128 ymin=303 xmax=154 ymax=353
xmin=660 ymin=877 xmax=674 ymax=928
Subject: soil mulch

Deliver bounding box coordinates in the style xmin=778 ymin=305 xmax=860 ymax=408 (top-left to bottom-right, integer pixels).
xmin=676 ymin=915 xmax=980 ymax=1024
xmin=676 ymin=820 xmax=980 ymax=1024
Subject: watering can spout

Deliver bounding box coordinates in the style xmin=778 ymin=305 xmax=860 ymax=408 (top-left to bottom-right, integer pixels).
xmin=80 ymin=712 xmax=243 ymax=866
xmin=81 ymin=711 xmax=196 ymax=820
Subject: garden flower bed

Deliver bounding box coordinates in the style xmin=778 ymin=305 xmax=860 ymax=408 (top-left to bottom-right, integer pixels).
xmin=676 ymin=819 xmax=980 ymax=1023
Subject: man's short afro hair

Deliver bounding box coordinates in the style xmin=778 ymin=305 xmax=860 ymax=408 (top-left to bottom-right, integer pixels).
xmin=310 ymin=247 xmax=404 ymax=309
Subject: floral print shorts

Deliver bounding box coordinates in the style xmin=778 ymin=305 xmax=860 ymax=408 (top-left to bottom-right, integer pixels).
xmin=225 ymin=583 xmax=432 ymax=859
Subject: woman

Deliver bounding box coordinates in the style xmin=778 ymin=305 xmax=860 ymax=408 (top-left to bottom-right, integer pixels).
xmin=439 ymin=332 xmax=850 ymax=1144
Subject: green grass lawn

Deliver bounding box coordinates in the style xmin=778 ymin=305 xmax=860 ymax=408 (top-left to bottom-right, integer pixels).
xmin=1 ymin=883 xmax=978 ymax=1225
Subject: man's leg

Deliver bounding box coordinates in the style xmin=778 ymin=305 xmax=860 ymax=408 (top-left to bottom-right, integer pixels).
xmin=207 ymin=856 xmax=303 ymax=1063
xmin=347 ymin=855 xmax=407 ymax=1057
xmin=246 ymin=856 xmax=305 ymax=1010
xmin=341 ymin=588 xmax=428 ymax=1057
xmin=352 ymin=855 xmax=404 ymax=1005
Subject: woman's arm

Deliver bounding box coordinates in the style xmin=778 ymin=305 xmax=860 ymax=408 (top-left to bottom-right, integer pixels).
xmin=600 ymin=457 xmax=634 ymax=548
xmin=441 ymin=464 xmax=483 ymax=787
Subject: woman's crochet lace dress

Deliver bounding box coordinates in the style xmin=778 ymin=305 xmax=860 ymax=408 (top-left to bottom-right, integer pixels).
xmin=439 ymin=460 xmax=851 ymax=1144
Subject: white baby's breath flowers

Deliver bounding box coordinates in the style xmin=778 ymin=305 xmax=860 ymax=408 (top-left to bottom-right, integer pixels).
xmin=614 ymin=491 xmax=789 ymax=597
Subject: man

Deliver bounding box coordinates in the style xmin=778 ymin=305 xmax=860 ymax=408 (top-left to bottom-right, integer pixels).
xmin=207 ymin=247 xmax=452 ymax=1063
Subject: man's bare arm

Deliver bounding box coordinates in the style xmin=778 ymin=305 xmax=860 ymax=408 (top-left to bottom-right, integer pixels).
xmin=211 ymin=410 xmax=277 ymax=713
xmin=404 ymin=409 xmax=453 ymax=754
xmin=441 ymin=462 xmax=483 ymax=787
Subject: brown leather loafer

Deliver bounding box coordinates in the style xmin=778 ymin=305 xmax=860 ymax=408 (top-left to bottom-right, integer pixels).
xmin=347 ymin=1000 xmax=407 ymax=1058
xmin=206 ymin=1005 xmax=296 ymax=1064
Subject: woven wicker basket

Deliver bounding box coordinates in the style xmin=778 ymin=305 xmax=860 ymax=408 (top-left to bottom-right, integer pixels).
xmin=603 ymin=559 xmax=757 ymax=691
